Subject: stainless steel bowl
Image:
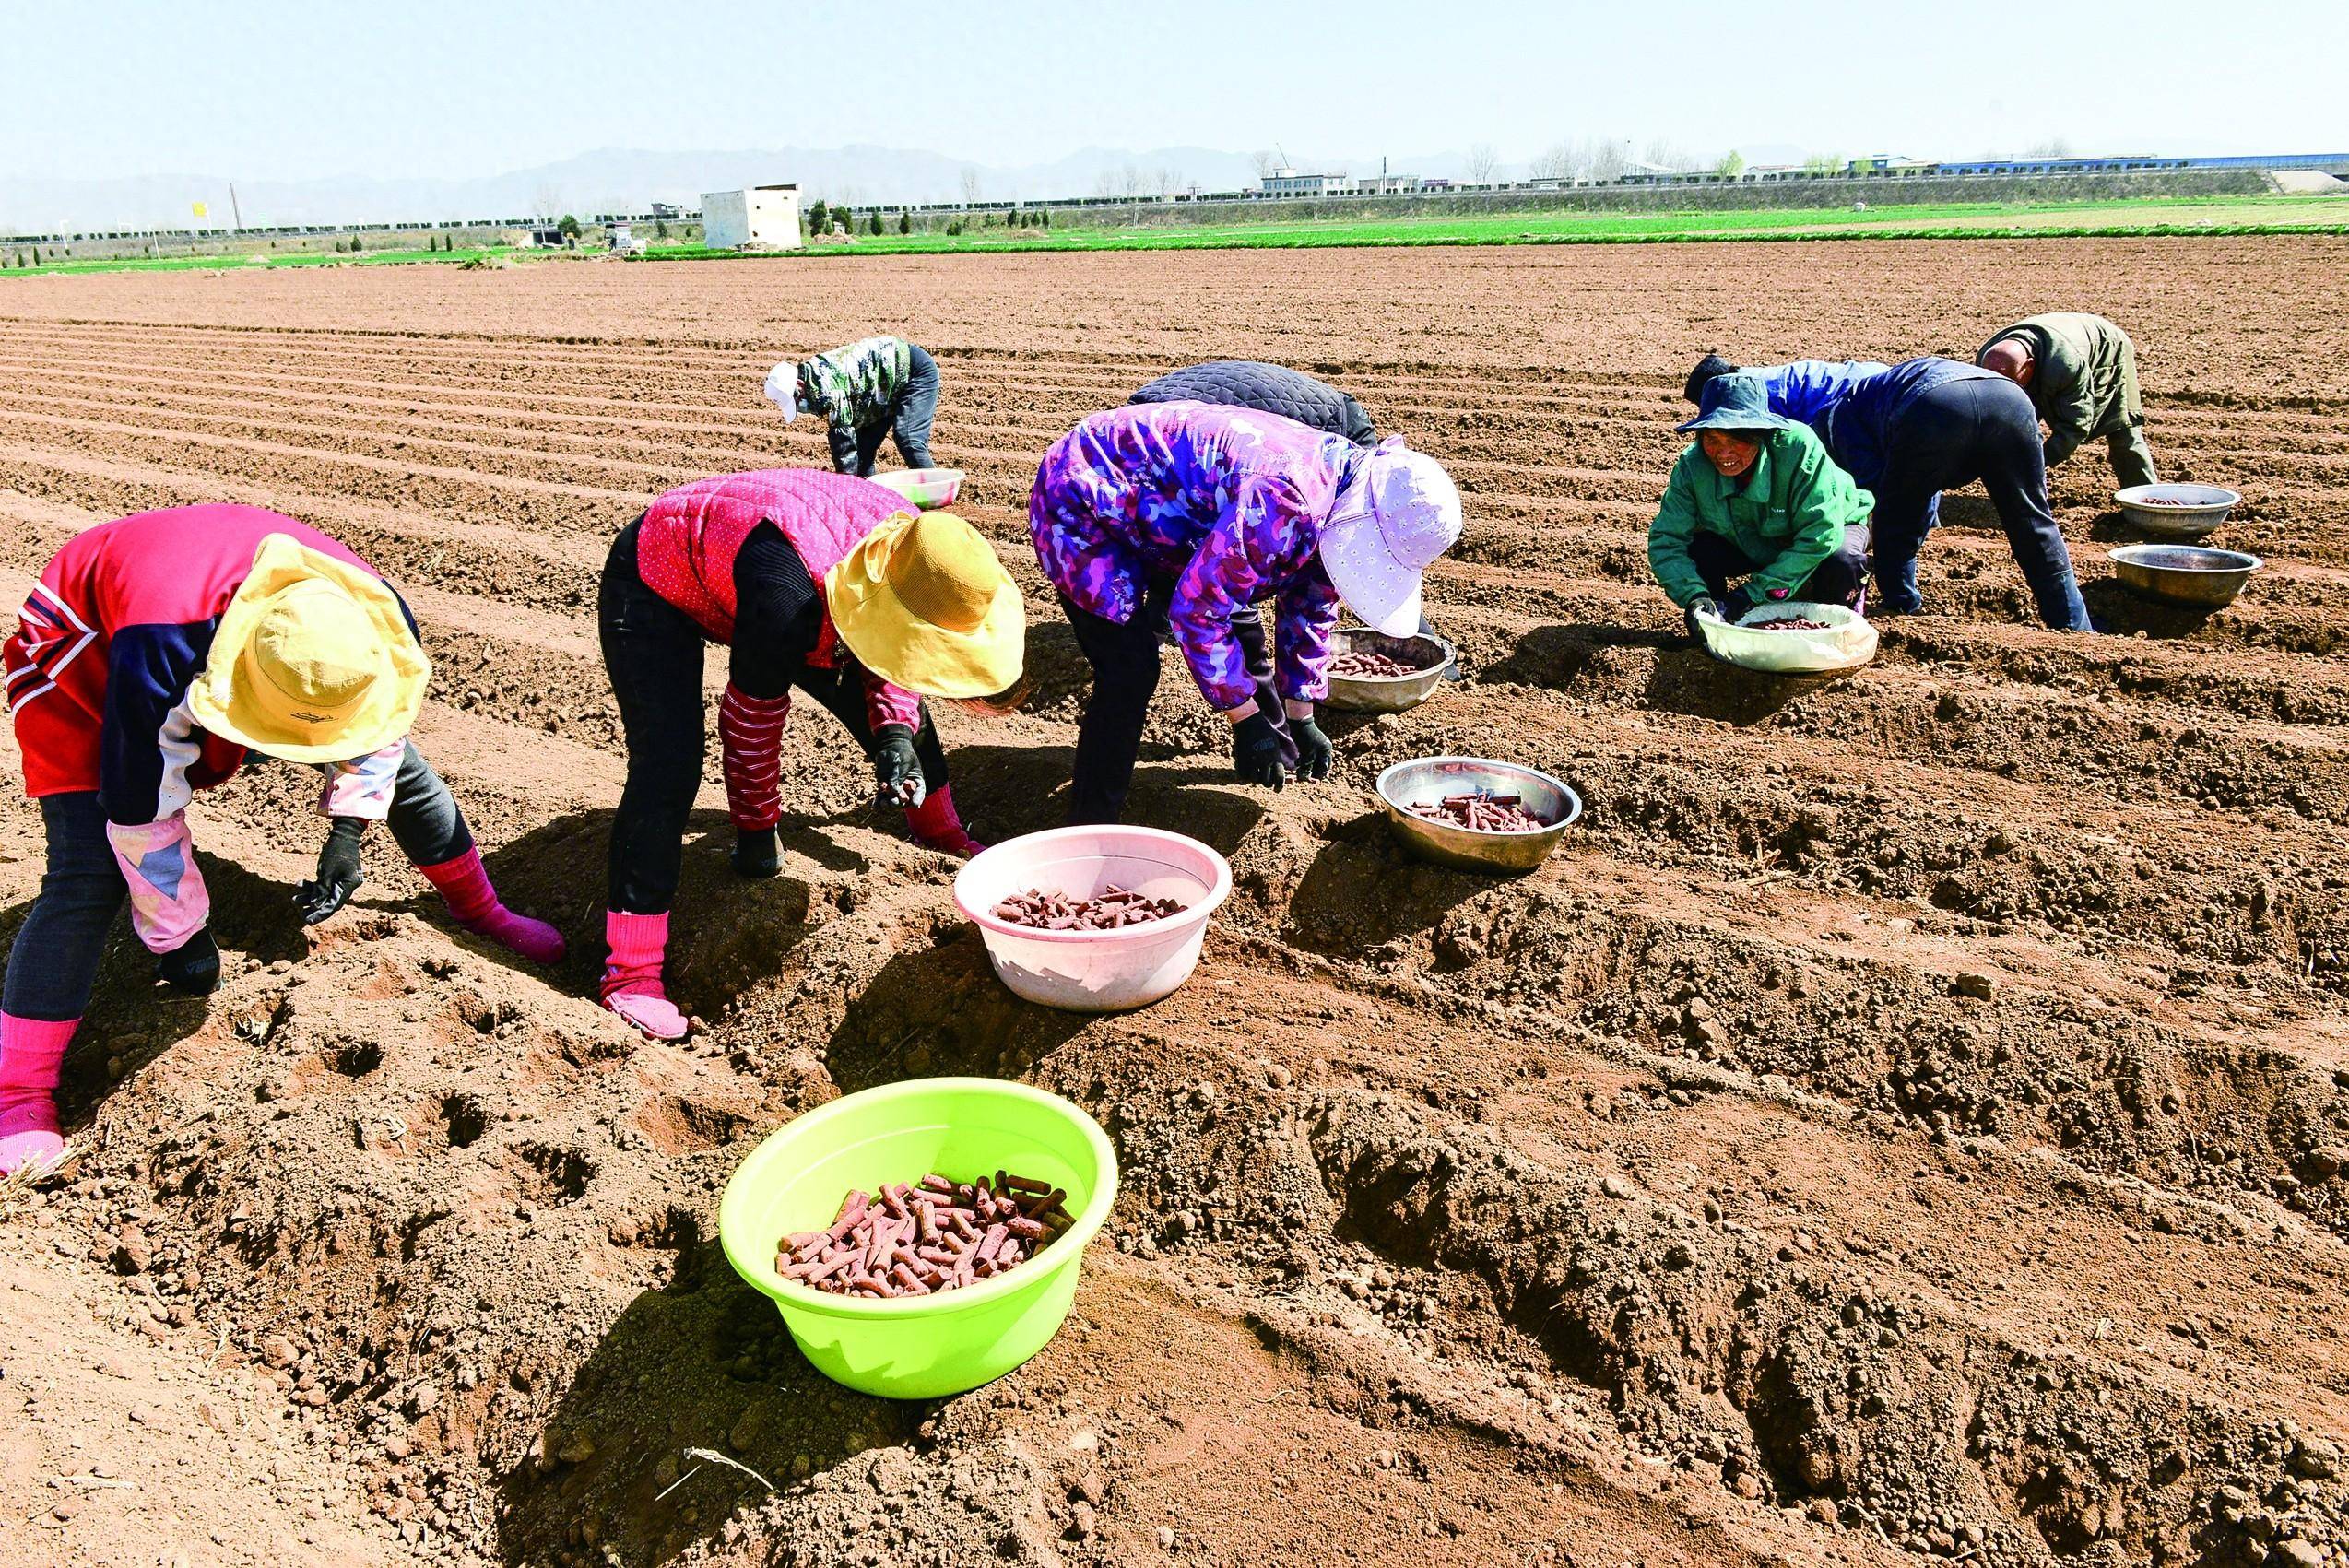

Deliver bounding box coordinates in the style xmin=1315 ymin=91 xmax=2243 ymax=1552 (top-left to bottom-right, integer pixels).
xmin=2113 ymin=483 xmax=2238 ymax=538
xmin=1375 ymin=756 xmax=1581 ymax=875
xmin=1322 ymin=629 xmax=1457 ymax=713
xmin=2107 ymin=543 xmax=2262 ymax=607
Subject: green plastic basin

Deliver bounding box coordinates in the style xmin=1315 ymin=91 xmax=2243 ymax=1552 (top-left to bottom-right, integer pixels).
xmin=718 ymin=1078 xmax=1117 ymax=1399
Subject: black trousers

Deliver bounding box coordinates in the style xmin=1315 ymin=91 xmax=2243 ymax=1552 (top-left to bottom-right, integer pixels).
xmin=2 ymin=746 xmax=468 ymax=1023
xmin=1868 ymin=377 xmax=2089 ymax=630
xmin=827 ymin=345 xmax=940 ymax=477
xmin=1062 ymin=581 xmax=1293 ymax=826
xmin=598 ymin=524 xmax=948 ymax=914
xmin=1685 ymin=525 xmax=1871 ymax=607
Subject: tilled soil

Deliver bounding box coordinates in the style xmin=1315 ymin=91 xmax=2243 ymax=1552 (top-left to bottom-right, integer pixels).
xmin=0 ymin=239 xmax=2345 ymax=1568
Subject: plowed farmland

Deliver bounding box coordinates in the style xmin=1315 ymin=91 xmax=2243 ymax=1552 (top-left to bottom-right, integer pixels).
xmin=2 ymin=238 xmax=2347 ymax=1568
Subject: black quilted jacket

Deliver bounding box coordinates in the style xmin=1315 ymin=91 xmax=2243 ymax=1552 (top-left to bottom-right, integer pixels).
xmin=1130 ymin=360 xmax=1376 ymax=447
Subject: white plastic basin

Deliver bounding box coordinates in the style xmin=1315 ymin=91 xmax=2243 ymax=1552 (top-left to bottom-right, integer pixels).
xmin=868 ymin=468 xmax=964 ymax=510
xmin=952 ymin=827 xmax=1231 ymax=1012
xmin=1697 ymin=601 xmax=1878 ymax=675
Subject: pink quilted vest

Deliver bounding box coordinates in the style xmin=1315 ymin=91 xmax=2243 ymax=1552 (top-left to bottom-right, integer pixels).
xmin=634 ymin=469 xmax=907 ymax=644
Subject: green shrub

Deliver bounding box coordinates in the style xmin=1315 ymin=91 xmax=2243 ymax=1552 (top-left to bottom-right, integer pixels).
xmin=899 ymin=211 xmax=911 ymax=234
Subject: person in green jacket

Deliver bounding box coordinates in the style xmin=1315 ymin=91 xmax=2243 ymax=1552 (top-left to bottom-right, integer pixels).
xmin=1648 ymin=374 xmax=1876 ymax=643
xmin=1977 ymin=312 xmax=2156 ymax=489
xmin=762 ymin=335 xmax=940 ymax=477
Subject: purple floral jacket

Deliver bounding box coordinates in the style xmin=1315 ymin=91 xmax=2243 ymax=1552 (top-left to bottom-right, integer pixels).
xmin=1028 ymin=401 xmax=1364 ymax=710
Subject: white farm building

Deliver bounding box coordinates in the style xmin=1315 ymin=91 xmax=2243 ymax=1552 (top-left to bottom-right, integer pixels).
xmin=701 ymin=183 xmax=803 ymax=250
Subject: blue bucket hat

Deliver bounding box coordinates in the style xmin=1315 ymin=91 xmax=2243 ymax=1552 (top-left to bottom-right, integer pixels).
xmin=1676 ymin=373 xmax=1793 ymax=434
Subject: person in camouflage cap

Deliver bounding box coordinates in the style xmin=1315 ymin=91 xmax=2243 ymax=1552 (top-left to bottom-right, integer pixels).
xmin=763 ymin=336 xmax=941 ymax=477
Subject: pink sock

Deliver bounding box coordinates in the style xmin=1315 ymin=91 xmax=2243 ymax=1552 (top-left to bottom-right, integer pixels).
xmin=417 ymin=847 xmax=567 ymax=966
xmin=0 ymin=1012 xmax=77 ymax=1177
xmin=905 ymin=784 xmax=986 ymax=857
xmin=600 ymin=910 xmax=686 ymax=1040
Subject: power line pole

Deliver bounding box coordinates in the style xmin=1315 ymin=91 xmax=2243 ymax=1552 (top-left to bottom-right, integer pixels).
xmin=229 ymin=183 xmax=243 ymax=230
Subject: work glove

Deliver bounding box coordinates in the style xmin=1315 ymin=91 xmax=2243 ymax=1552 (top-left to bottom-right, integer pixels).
xmin=294 ymin=817 xmax=367 ymax=926
xmin=1682 ymin=595 xmax=1722 ymax=643
xmin=1231 ymin=709 xmax=1288 ymax=791
xmin=156 ymin=928 xmax=221 ymax=995
xmin=1290 ymin=714 xmax=1334 ymax=782
xmin=1721 ymin=586 xmax=1756 ymax=623
xmin=871 ymin=726 xmax=926 ymax=810
xmin=732 ymin=826 xmax=781 ymax=880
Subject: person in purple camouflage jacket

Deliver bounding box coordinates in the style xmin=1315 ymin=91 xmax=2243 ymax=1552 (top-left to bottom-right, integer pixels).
xmin=1029 ymin=400 xmax=1463 ymax=823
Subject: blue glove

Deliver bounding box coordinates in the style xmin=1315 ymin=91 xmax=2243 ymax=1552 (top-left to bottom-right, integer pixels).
xmin=1721 ymin=586 xmax=1757 ymax=623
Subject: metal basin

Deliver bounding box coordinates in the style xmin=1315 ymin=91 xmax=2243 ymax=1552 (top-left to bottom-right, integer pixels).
xmin=1375 ymin=756 xmax=1581 ymax=875
xmin=2107 ymin=544 xmax=2262 ymax=607
xmin=1322 ymin=629 xmax=1457 ymax=713
xmin=2113 ymin=482 xmax=2238 ymax=538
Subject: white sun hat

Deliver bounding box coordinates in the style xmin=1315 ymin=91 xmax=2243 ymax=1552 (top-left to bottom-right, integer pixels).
xmin=1316 ymin=439 xmax=1463 ymax=636
xmin=762 ymin=361 xmax=801 ymax=423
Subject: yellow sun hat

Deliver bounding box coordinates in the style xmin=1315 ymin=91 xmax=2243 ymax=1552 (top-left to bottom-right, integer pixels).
xmin=186 ymin=534 xmax=430 ymax=763
xmin=824 ymin=511 xmax=1024 ymax=700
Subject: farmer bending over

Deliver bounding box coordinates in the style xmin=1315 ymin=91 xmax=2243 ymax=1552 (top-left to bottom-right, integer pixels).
xmin=764 ymin=336 xmax=941 ymax=477
xmin=0 ymin=507 xmax=564 ymax=1178
xmin=1976 ymin=312 xmax=2156 ymax=490
xmin=1030 ymin=401 xmax=1462 ymax=823
xmin=1132 ymin=360 xmax=1378 ymax=449
xmin=597 ymin=469 xmax=1022 ymax=1039
xmin=1683 ymin=352 xmax=1891 ymax=430
xmin=1650 ymin=374 xmax=1875 ymax=643
xmin=1694 ymin=358 xmax=2093 ymax=630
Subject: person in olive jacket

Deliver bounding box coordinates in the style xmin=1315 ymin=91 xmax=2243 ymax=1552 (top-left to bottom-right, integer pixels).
xmin=1977 ymin=312 xmax=2155 ymax=489
xmin=1648 ymin=374 xmax=1875 ymax=642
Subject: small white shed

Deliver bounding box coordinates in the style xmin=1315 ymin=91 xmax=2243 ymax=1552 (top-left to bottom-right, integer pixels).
xmin=701 ymin=184 xmax=804 ymax=250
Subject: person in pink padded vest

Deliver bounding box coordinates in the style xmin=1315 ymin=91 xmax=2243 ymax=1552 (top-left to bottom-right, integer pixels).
xmin=596 ymin=469 xmax=1024 ymax=1039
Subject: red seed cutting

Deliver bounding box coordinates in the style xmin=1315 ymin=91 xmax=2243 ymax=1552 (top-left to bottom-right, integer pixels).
xmin=991 ymin=884 xmax=1186 ymax=930
xmin=1751 ymin=617 xmax=1835 ymax=631
xmin=776 ymin=1172 xmax=1075 ymax=1299
xmin=1329 ymin=650 xmax=1423 ymax=678
xmin=1406 ymin=791 xmax=1552 ymax=833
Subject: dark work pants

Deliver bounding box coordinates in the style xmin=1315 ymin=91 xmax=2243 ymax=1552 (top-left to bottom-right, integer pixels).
xmin=1869 ymin=377 xmax=2090 ymax=631
xmin=829 ymin=345 xmax=940 ymax=477
xmin=3 ymin=795 xmax=124 ymax=1023
xmin=598 ymin=525 xmax=948 ymax=914
xmin=1062 ymin=582 xmax=1293 ymax=826
xmin=1685 ymin=525 xmax=1871 ymax=608
xmin=2 ymin=746 xmax=469 ymax=1024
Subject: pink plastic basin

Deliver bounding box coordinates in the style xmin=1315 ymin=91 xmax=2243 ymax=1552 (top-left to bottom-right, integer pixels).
xmin=952 ymin=827 xmax=1231 ymax=1011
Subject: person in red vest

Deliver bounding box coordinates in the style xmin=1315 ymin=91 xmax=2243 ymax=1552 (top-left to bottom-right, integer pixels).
xmin=0 ymin=506 xmax=564 ymax=1178
xmin=597 ymin=469 xmax=1024 ymax=1040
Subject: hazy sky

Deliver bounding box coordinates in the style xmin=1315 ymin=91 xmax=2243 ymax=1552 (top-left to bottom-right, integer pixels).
xmin=11 ymin=0 xmax=2344 ymax=182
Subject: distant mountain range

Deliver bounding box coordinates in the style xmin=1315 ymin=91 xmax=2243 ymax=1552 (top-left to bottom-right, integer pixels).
xmin=3 ymin=144 xmax=1546 ymax=233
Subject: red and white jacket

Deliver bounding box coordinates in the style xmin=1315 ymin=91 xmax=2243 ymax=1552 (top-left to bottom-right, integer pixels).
xmin=6 ymin=506 xmax=412 ymax=949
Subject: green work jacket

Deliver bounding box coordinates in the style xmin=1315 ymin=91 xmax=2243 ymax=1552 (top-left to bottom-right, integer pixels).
xmin=1647 ymin=425 xmax=1873 ymax=608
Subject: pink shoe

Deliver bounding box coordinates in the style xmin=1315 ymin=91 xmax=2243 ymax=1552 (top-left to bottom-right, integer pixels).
xmin=0 ymin=1014 xmax=76 ymax=1178
xmin=417 ymin=847 xmax=568 ymax=965
xmin=599 ymin=910 xmax=688 ymax=1040
xmin=603 ymin=988 xmax=688 ymax=1041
